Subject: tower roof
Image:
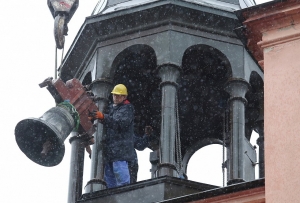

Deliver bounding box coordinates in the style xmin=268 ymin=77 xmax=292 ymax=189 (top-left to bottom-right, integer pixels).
xmin=92 ymin=0 xmax=256 ymax=15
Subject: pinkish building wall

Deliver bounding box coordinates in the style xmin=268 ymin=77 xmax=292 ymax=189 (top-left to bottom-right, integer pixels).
xmin=263 ymin=30 xmax=300 ymax=202
xmin=242 ymin=1 xmax=300 ymax=202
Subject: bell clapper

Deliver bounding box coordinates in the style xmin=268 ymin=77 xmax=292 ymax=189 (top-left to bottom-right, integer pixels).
xmin=41 ymin=140 xmax=52 ymax=157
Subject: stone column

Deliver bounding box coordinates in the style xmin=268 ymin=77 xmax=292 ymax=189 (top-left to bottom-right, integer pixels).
xmin=67 ymin=131 xmax=85 ymax=203
xmin=157 ymin=64 xmax=180 ymax=177
xmin=84 ymin=78 xmax=112 ymax=192
xmin=224 ymin=78 xmax=249 ymax=185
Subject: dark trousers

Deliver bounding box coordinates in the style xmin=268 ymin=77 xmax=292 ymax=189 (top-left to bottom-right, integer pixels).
xmin=129 ymin=160 xmax=138 ymax=183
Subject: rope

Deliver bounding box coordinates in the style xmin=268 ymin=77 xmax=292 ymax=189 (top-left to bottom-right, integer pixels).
xmin=222 ymin=111 xmax=226 ymax=187
xmin=159 ymin=90 xmax=165 ymax=164
xmin=57 ymin=101 xmax=80 ymax=131
xmin=175 ymin=93 xmax=183 ymax=178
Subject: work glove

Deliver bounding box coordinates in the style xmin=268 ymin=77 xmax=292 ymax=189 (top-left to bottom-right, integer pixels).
xmin=88 ymin=110 xmax=104 ymax=120
xmin=145 ymin=126 xmax=153 ymax=136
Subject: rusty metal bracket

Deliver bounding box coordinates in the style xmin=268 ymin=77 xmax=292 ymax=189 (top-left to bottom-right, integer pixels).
xmin=40 ymin=77 xmax=98 ymax=136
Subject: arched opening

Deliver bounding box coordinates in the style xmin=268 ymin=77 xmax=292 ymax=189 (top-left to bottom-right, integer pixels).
xmin=179 ymin=44 xmax=232 ymax=171
xmin=110 ymin=44 xmax=160 ymax=181
xmin=111 ymin=44 xmax=160 ymax=140
xmin=187 ymin=144 xmax=225 ymax=186
xmin=246 ymin=71 xmax=264 ymax=178
xmin=187 ymin=131 xmax=259 ymax=187
xmin=245 ymin=71 xmax=264 ymax=140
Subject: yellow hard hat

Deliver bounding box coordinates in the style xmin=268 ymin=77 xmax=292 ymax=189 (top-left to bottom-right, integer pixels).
xmin=111 ymin=84 xmax=128 ymax=95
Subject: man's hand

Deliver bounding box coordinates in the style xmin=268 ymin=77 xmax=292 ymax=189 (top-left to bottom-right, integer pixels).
xmin=88 ymin=110 xmax=104 ymax=120
xmin=145 ymin=126 xmax=153 ymax=136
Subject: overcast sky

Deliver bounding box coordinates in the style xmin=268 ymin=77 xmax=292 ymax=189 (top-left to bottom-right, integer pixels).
xmin=1 ymin=0 xmax=268 ymax=202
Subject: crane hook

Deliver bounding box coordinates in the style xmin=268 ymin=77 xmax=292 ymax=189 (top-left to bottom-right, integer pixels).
xmin=48 ymin=0 xmax=79 ymax=49
xmin=54 ymin=15 xmax=66 ymax=49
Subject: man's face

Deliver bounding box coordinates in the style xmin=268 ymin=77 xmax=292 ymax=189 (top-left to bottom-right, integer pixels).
xmin=113 ymin=94 xmax=126 ymax=104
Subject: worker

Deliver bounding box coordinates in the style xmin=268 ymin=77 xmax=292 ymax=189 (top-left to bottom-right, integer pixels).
xmin=89 ymin=84 xmax=135 ymax=188
xmin=130 ymin=126 xmax=153 ymax=183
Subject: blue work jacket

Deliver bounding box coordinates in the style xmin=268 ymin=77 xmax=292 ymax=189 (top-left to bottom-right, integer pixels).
xmin=101 ymin=100 xmax=135 ymax=163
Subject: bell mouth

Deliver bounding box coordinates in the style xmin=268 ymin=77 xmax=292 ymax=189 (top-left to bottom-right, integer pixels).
xmin=15 ymin=118 xmax=65 ymax=167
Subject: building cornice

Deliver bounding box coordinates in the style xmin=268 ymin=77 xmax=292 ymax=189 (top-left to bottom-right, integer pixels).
xmin=234 ymin=0 xmax=300 ymax=69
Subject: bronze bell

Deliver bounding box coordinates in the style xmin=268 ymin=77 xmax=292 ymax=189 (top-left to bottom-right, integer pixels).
xmin=15 ymin=106 xmax=75 ymax=167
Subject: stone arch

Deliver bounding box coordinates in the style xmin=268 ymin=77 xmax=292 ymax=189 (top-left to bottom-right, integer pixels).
xmin=110 ymin=44 xmax=160 ymax=143
xmin=178 ymin=44 xmax=232 ymax=161
xmin=110 ymin=44 xmax=157 ymax=77
xmin=181 ymin=44 xmax=232 ymax=77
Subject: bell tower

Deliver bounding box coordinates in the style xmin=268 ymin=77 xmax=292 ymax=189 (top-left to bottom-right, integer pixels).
xmin=59 ymin=0 xmax=264 ymax=201
xmin=16 ymin=0 xmax=264 ymax=202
